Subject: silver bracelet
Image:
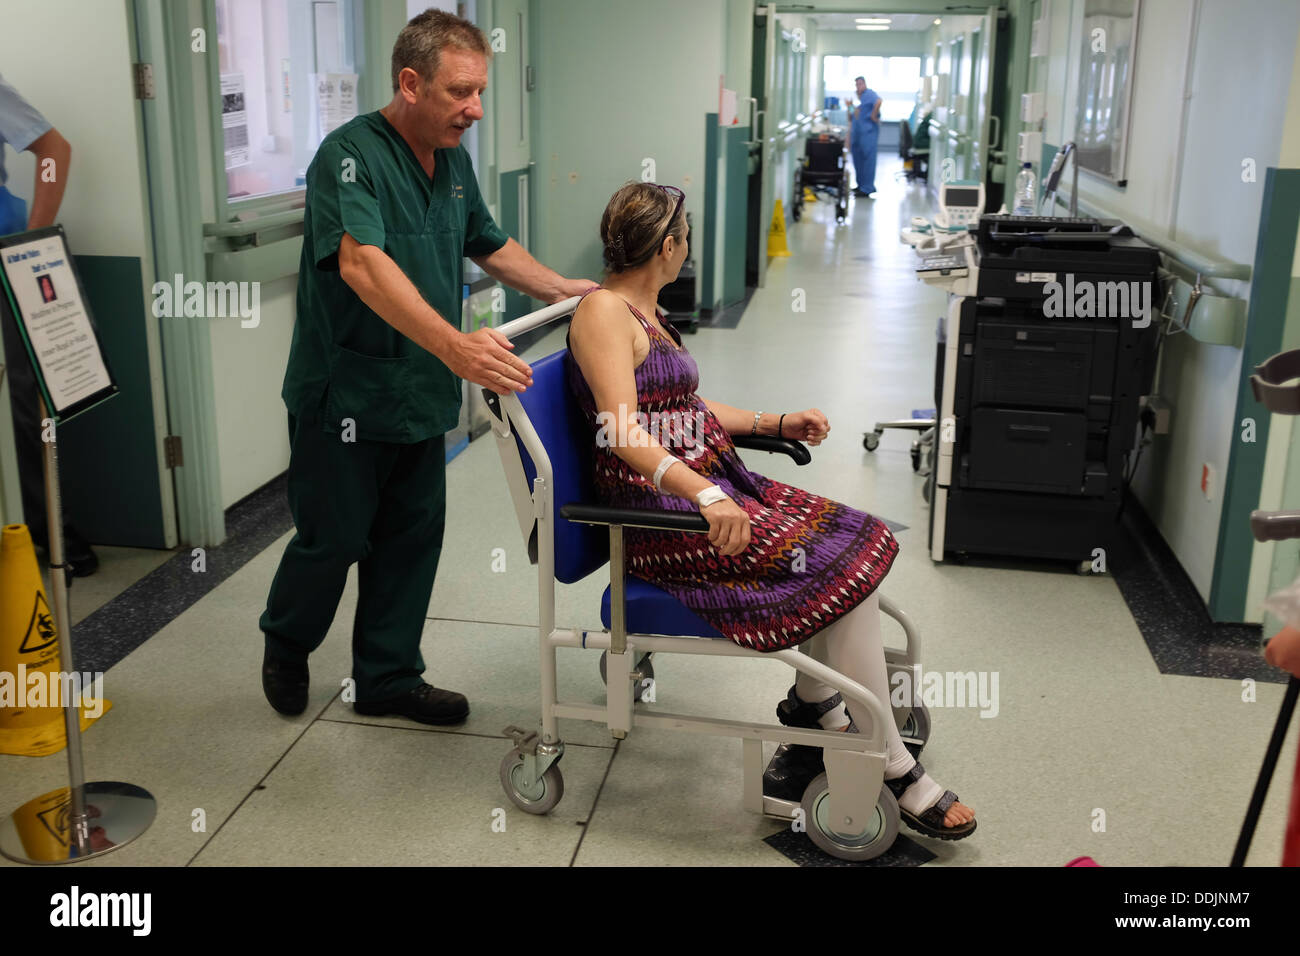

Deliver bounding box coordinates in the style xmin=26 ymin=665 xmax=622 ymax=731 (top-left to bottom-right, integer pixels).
xmin=652 ymin=454 xmax=679 ymax=491
xmin=695 ymin=485 xmax=728 ymax=509
xmin=751 ymin=410 xmax=763 ymax=436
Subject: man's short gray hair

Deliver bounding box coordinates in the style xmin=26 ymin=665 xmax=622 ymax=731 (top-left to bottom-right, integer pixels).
xmin=391 ymin=9 xmax=492 ymax=93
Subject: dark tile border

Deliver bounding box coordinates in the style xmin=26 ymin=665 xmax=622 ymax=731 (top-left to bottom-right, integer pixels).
xmin=70 ymin=474 xmax=294 ymax=674
xmin=1108 ymin=494 xmax=1272 ymax=683
xmin=699 ymin=285 xmax=756 ymax=330
xmin=765 ymin=827 xmax=935 ymax=866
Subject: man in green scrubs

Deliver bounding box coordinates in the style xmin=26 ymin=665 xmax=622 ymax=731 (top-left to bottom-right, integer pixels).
xmin=259 ymin=10 xmax=592 ymax=722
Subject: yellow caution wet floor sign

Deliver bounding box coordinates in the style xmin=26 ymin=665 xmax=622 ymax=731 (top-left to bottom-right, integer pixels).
xmin=768 ymin=199 xmax=792 ymax=258
xmin=0 ymin=524 xmax=110 ymax=756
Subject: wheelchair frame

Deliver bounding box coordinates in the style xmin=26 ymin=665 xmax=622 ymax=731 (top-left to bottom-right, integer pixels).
xmin=792 ymin=129 xmax=850 ymax=224
xmin=482 ymin=297 xmax=931 ymax=860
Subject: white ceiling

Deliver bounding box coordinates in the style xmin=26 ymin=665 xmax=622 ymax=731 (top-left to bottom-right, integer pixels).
xmin=807 ymin=12 xmax=938 ymax=32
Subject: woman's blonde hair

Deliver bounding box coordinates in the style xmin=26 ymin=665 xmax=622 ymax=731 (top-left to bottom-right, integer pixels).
xmin=599 ymin=181 xmax=687 ymax=273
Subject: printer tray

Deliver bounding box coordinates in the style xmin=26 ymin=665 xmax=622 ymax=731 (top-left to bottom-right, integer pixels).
xmin=966 ymin=407 xmax=1086 ymax=494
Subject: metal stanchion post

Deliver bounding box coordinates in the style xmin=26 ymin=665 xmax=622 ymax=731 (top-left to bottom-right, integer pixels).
xmin=0 ymin=396 xmax=155 ymax=864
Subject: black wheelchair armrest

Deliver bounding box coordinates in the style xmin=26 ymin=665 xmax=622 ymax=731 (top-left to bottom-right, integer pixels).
xmin=731 ymin=435 xmax=811 ymax=465
xmin=560 ymin=503 xmax=709 ymax=534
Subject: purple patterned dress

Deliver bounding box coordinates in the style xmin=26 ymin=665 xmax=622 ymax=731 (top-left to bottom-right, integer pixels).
xmin=564 ymin=292 xmax=899 ymax=652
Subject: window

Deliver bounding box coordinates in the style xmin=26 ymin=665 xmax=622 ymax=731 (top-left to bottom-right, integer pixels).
xmin=213 ymin=0 xmax=360 ymax=204
xmin=822 ymin=55 xmax=924 ymax=124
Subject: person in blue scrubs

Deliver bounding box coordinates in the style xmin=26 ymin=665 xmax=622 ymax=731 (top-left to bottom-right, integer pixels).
xmin=0 ymin=73 xmax=97 ymax=577
xmin=848 ymin=76 xmax=881 ymax=197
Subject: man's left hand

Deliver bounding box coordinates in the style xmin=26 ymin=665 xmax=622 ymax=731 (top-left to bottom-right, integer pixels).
xmin=781 ymin=409 xmax=830 ymax=445
xmin=550 ymin=278 xmax=600 ymax=303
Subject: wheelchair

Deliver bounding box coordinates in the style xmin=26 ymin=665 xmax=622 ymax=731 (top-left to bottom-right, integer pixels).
xmin=791 ymin=130 xmax=850 ymax=224
xmin=482 ymin=297 xmax=933 ymax=861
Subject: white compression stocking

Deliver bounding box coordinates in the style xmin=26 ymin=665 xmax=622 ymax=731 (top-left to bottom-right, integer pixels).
xmin=793 ymin=594 xmax=946 ymax=817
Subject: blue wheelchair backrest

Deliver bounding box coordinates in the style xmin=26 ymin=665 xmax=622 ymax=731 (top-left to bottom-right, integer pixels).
xmin=512 ymin=348 xmax=611 ymax=584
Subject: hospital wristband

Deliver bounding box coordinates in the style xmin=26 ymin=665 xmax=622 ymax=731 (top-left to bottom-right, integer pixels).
xmin=652 ymin=454 xmax=680 ymax=491
xmin=695 ymin=485 xmax=729 ymax=509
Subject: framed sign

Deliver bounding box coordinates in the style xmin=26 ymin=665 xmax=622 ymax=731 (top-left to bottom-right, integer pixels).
xmin=0 ymin=226 xmax=118 ymax=423
xmin=1073 ymin=0 xmax=1140 ymax=185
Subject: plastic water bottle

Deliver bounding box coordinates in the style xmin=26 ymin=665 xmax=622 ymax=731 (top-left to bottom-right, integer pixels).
xmin=1013 ymin=162 xmax=1036 ymax=216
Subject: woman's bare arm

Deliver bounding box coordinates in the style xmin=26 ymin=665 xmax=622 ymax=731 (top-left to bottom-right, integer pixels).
xmin=701 ymin=398 xmax=786 ymax=437
xmin=568 ymin=290 xmax=714 ymax=502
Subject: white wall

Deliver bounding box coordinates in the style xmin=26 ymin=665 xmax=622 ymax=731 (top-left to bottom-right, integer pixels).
xmin=531 ymin=0 xmax=729 ymax=281
xmin=1038 ymin=0 xmax=1300 ymax=610
xmin=0 ymin=0 xmax=171 ymax=532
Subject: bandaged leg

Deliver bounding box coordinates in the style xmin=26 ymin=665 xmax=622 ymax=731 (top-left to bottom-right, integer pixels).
xmin=795 ymin=593 xmax=945 ymax=816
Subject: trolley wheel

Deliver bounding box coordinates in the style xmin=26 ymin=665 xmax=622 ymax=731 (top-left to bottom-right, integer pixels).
xmin=598 ymin=650 xmax=655 ymax=701
xmin=863 ymin=432 xmax=880 ymax=452
xmin=900 ymin=701 xmax=932 ymax=756
xmin=800 ymin=773 xmax=899 ymax=862
xmin=792 ymin=171 xmax=803 ymax=221
xmin=910 ymin=444 xmax=922 ymax=472
xmin=836 ymin=198 xmax=847 ymax=222
xmin=500 ymin=748 xmax=564 ymax=815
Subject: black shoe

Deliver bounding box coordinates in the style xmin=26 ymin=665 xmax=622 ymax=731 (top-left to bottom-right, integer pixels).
xmin=31 ymin=532 xmax=95 ymax=584
xmin=263 ymin=649 xmax=309 ymax=716
xmin=763 ymin=740 xmax=829 ymax=801
xmin=63 ymin=532 xmax=98 ymax=578
xmin=353 ymin=683 xmax=469 ymax=725
xmin=762 ymin=686 xmax=849 ymax=800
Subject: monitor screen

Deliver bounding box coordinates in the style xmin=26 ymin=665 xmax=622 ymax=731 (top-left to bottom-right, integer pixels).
xmin=944 ymin=187 xmax=980 ymax=207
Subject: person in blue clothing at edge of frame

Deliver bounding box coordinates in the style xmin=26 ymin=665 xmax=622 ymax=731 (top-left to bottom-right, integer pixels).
xmin=848 ymin=75 xmax=880 ymax=197
xmin=259 ymin=9 xmax=597 ymax=724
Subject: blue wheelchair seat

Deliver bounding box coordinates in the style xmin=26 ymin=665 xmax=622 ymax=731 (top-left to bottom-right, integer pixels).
xmin=600 ymin=577 xmax=724 ymax=639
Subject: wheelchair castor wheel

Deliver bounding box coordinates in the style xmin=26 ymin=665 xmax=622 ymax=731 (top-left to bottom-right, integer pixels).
xmin=899 ymin=702 xmax=931 ymax=758
xmin=800 ymin=772 xmax=899 ymax=862
xmin=500 ymin=747 xmax=564 ymax=815
xmin=863 ymin=432 xmax=880 ymax=452
xmin=598 ymin=650 xmax=655 ymax=701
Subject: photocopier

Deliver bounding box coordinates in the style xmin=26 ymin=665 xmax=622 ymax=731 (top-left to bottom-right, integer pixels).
xmin=921 ymin=215 xmax=1162 ymax=565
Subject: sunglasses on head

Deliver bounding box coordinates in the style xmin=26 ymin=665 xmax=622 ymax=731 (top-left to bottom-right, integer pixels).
xmin=649 ymin=183 xmax=685 ymax=249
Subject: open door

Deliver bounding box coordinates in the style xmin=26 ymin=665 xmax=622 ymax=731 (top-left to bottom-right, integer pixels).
xmin=747 ymin=2 xmax=777 ymax=289
xmin=970 ymin=6 xmax=999 ymax=190
xmin=492 ymin=0 xmax=533 ymax=320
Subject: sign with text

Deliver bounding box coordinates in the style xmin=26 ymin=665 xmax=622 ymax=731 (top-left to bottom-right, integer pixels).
xmin=0 ymin=226 xmax=118 ymax=423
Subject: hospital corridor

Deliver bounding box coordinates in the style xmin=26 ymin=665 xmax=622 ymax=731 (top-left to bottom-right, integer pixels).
xmin=0 ymin=0 xmax=1299 ymax=927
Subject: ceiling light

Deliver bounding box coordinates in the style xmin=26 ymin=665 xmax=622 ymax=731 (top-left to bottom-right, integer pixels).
xmin=856 ymin=25 xmax=889 ymax=30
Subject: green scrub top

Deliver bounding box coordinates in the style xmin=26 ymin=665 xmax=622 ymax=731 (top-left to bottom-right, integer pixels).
xmin=283 ymin=110 xmax=509 ymax=443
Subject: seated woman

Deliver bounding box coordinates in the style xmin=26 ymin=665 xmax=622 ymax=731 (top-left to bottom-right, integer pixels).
xmin=564 ymin=181 xmax=975 ymax=840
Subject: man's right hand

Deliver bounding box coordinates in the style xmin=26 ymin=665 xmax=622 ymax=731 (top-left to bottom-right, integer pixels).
xmin=449 ymin=326 xmax=533 ymax=394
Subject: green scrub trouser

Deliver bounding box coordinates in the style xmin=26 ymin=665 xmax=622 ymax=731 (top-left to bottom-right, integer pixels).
xmin=259 ymin=407 xmax=446 ymax=702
